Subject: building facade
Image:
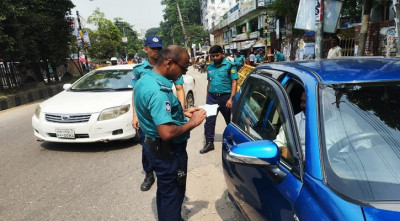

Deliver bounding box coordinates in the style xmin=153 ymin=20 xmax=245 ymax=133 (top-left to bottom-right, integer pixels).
xmin=206 ymin=0 xmax=399 ymax=61
xmin=209 ymin=0 xmax=275 ymax=58
xmin=201 ymin=0 xmax=233 ymax=31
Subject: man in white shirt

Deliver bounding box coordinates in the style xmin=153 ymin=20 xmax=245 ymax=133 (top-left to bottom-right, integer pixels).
xmin=327 ymin=36 xmax=342 ymax=59
xmin=274 ymin=90 xmax=371 ymax=161
xmin=249 ymin=52 xmax=256 ymax=66
xmin=274 ymin=91 xmax=306 ymax=160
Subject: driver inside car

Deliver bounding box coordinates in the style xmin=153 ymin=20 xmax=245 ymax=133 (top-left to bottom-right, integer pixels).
xmin=274 ymin=89 xmax=372 ymax=162
xmin=274 ymin=91 xmax=306 ymax=161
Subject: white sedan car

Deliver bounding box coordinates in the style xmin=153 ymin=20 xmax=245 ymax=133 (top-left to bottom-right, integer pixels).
xmin=32 ymin=64 xmax=195 ymax=143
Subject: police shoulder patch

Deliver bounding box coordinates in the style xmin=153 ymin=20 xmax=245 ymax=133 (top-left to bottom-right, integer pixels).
xmin=165 ymin=101 xmax=171 ymax=112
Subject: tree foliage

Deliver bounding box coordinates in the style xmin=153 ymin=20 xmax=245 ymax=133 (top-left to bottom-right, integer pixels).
xmin=145 ymin=27 xmax=161 ymax=39
xmin=0 ymin=0 xmax=74 ymax=80
xmin=114 ymin=18 xmax=143 ymax=60
xmin=267 ymin=0 xmax=299 ymax=23
xmin=159 ymin=0 xmax=209 ymax=48
xmin=341 ymin=0 xmax=364 ymax=22
xmin=86 ymin=9 xmax=121 ymax=63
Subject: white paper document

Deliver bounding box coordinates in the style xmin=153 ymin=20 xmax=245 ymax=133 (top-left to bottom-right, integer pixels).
xmin=199 ymin=104 xmax=219 ymax=117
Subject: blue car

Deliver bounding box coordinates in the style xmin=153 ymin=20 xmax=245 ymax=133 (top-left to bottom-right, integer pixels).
xmin=222 ymin=58 xmax=400 ymax=220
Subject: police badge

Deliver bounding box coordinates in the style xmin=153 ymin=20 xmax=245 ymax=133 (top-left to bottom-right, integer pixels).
xmin=165 ymin=101 xmax=171 ymax=112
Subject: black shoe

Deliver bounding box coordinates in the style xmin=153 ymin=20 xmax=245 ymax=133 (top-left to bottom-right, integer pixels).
xmin=200 ymin=141 xmax=214 ymax=154
xmin=140 ymin=173 xmax=155 ymax=191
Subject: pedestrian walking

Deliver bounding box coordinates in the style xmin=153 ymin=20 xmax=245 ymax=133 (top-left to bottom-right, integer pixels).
xmin=274 ymin=48 xmax=285 ymax=62
xmin=225 ymin=53 xmax=234 ymax=62
xmin=199 ymin=56 xmax=206 ymax=73
xmin=134 ymin=45 xmax=206 ymax=221
xmin=327 ymin=36 xmax=342 ymax=59
xmin=234 ymin=52 xmax=245 ymax=71
xmin=200 ymin=45 xmax=238 ymax=154
xmin=131 ymin=35 xmax=186 ymax=192
xmin=249 ymin=51 xmax=256 ymax=66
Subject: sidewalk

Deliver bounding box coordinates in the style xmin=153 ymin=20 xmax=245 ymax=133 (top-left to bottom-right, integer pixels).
xmin=0 ymin=83 xmax=64 ymax=111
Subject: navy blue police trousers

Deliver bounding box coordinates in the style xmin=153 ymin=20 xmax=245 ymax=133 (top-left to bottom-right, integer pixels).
xmin=139 ymin=128 xmax=153 ymax=174
xmin=153 ymin=141 xmax=188 ymax=221
xmin=204 ymin=93 xmax=231 ymax=142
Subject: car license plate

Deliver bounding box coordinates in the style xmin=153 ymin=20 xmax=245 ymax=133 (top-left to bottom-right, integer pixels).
xmin=55 ymin=129 xmax=75 ymax=139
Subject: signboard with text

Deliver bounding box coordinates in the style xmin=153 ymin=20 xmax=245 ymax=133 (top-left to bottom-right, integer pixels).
xmin=295 ymin=0 xmax=342 ymax=33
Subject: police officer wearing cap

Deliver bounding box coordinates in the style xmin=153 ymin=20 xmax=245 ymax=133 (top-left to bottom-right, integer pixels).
xmin=200 ymin=45 xmax=238 ymax=154
xmin=131 ymin=35 xmax=186 ymax=192
xmin=134 ymin=45 xmax=206 ymax=221
xmin=255 ymin=48 xmax=264 ymax=65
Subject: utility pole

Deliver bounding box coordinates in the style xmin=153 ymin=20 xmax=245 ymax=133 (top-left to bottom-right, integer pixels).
xmin=176 ymin=3 xmax=191 ymax=56
xmin=315 ymin=0 xmax=324 ymax=59
xmin=357 ymin=0 xmax=373 ymax=56
xmin=76 ymin=11 xmax=89 ymax=73
xmin=394 ymin=0 xmax=400 ymax=57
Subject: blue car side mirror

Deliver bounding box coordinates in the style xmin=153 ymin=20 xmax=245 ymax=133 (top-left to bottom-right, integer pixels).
xmin=226 ymin=140 xmax=279 ymax=166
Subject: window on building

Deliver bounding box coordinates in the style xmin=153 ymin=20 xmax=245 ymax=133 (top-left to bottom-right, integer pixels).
xmin=249 ymin=18 xmax=258 ymax=33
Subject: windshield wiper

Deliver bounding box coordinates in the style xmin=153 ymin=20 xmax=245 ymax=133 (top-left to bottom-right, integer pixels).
xmin=71 ymin=88 xmax=116 ymax=92
xmin=114 ymin=88 xmax=132 ymax=91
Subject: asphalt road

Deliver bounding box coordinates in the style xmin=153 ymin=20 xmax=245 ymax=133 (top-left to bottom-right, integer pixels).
xmin=0 ymin=68 xmax=245 ymax=221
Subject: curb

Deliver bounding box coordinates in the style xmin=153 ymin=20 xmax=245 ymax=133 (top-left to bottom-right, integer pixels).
xmin=0 ymin=84 xmax=64 ymax=111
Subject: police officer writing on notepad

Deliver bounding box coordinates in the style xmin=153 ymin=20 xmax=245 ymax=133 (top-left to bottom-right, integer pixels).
xmin=131 ymin=35 xmax=186 ymax=192
xmin=200 ymin=45 xmax=238 ymax=154
xmin=134 ymin=45 xmax=206 ymax=221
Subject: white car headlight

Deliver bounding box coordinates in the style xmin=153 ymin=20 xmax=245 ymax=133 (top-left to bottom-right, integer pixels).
xmin=34 ymin=105 xmax=41 ymax=119
xmin=98 ymin=104 xmax=130 ymax=121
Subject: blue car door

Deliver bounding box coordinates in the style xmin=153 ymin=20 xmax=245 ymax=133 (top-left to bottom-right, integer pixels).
xmin=222 ymin=73 xmax=304 ymax=221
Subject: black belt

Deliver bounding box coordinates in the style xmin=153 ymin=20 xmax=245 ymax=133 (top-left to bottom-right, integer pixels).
xmin=144 ymin=137 xmax=186 ymax=160
xmin=210 ymin=93 xmax=230 ymax=96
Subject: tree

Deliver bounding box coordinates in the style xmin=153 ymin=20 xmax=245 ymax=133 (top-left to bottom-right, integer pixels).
xmin=86 ymin=9 xmax=121 ymax=63
xmin=267 ymin=0 xmax=301 ymax=37
xmin=114 ymin=18 xmax=143 ymax=61
xmin=159 ymin=0 xmax=208 ymax=49
xmin=145 ymin=27 xmax=161 ymax=39
xmin=0 ymin=0 xmax=74 ymax=82
xmin=341 ymin=0 xmax=363 ymax=22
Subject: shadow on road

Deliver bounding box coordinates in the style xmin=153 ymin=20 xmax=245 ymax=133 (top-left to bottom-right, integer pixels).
xmin=183 ymin=196 xmax=209 ymax=219
xmin=215 ymin=190 xmax=246 ymax=221
xmin=40 ymin=139 xmax=138 ymax=152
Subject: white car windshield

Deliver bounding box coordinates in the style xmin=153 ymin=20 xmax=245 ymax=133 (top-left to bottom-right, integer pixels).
xmin=71 ymin=69 xmax=132 ymax=91
xmin=320 ymin=82 xmax=400 ymax=202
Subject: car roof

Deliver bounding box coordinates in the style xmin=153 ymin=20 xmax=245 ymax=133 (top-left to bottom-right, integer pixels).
xmin=257 ymin=58 xmax=400 ymax=84
xmin=96 ymin=64 xmax=137 ymax=71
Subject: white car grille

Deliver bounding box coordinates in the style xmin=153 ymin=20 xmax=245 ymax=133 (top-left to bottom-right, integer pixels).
xmin=45 ymin=114 xmax=91 ymax=123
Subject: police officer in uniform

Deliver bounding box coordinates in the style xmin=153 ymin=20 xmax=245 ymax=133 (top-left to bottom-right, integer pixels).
xmin=131 ymin=35 xmax=186 ymax=192
xmin=254 ymin=48 xmax=264 ymax=65
xmin=134 ymin=45 xmax=206 ymax=221
xmin=200 ymin=45 xmax=238 ymax=154
xmin=234 ymin=52 xmax=245 ymax=71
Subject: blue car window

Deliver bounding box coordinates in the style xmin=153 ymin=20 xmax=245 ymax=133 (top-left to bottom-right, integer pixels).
xmin=321 ymin=83 xmax=400 ymax=202
xmin=235 ymin=77 xmax=298 ymax=165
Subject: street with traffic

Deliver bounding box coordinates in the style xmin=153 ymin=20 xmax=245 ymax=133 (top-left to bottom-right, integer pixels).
xmin=0 ymin=67 xmax=245 ymax=221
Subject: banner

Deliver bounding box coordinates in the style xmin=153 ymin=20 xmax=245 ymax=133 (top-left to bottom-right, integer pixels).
xmin=295 ymin=0 xmax=342 ymax=33
xmin=83 ymin=30 xmax=91 ymax=47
